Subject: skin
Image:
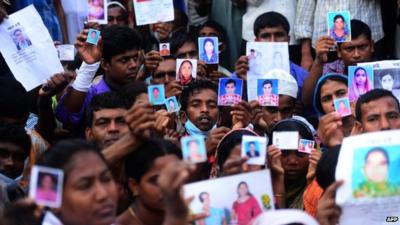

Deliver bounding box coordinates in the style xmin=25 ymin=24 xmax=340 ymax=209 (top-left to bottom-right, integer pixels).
xmin=225 ymin=83 xmax=236 ymax=94
xmin=356 ymin=96 xmax=400 ymax=132
xmin=175 ymin=42 xmax=198 ymax=59
xmin=255 ymin=26 xmax=289 ymax=43
xmin=248 ymin=143 xmax=256 ymax=157
xmin=40 ymin=175 xmax=54 ymax=191
xmin=364 ymin=151 xmax=388 ymax=183
xmin=280 ymin=149 xmax=309 ymax=182
xmin=107 ymin=6 xmax=127 ymax=26
xmin=337 ymin=35 xmax=374 ymax=67
xmin=85 ymin=108 xmax=130 ymax=149
xmin=355 ymin=69 xmax=367 ymax=87
xmin=153 ymin=88 xmax=160 ymax=100
xmin=263 ymin=83 xmax=272 ymax=95
xmin=261 ymin=95 xmax=295 ymax=133
xmin=60 ymin=152 xmax=118 ymax=225
xmin=199 ymin=27 xmax=219 ymax=38
xmin=338 ymin=101 xmax=347 ymax=112
xmin=319 ymin=80 xmax=348 ymax=114
xmin=152 ymin=59 xmax=176 ymax=85
xmin=0 ymin=142 xmax=27 ymax=179
xmin=102 ymin=49 xmax=140 ymax=87
xmin=204 ymin=41 xmax=214 ymax=55
xmin=180 ymin=62 xmax=193 ymax=79
xmin=189 ymin=141 xmax=199 ymax=157
xmin=381 ymin=74 xmax=394 ymax=91
xmin=237 ymin=183 xmax=249 ymax=200
xmin=333 ymin=18 xmax=345 ymax=37
xmin=183 ymin=89 xmax=219 ymax=131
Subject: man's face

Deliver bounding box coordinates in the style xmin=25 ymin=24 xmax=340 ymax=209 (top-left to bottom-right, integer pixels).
xmin=199 ymin=26 xmax=219 ymax=38
xmin=337 ymin=35 xmax=374 ymax=66
xmin=364 ymin=151 xmax=388 ymax=183
xmin=225 ymin=82 xmax=236 ymax=94
xmin=175 ymin=42 xmax=198 ymax=59
xmin=0 ymin=142 xmax=28 ymax=179
xmin=85 ymin=108 xmax=129 ymax=149
xmin=108 ymin=6 xmax=127 ymax=26
xmin=255 ymin=26 xmax=289 ymax=43
xmin=185 ymin=89 xmax=219 ymax=131
xmin=320 ymin=80 xmax=348 ymax=114
xmin=359 ymin=96 xmax=400 ymax=132
xmin=103 ymin=49 xmax=140 ymax=85
xmin=152 ymin=59 xmax=176 ymax=85
xmin=262 ymin=95 xmax=295 ymax=133
xmin=15 ymin=31 xmax=24 ymax=42
xmin=263 ymin=83 xmax=272 ymax=95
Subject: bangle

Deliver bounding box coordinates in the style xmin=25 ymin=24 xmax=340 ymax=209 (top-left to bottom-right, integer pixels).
xmin=274 ymin=193 xmax=285 ymax=197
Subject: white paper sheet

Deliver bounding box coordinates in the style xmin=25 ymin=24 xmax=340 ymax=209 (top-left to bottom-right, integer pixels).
xmin=336 ymin=130 xmax=400 ymax=225
xmin=133 ymin=0 xmax=174 ymax=26
xmin=0 ymin=5 xmax=63 ymax=91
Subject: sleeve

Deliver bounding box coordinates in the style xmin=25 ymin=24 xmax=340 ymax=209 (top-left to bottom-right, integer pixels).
xmin=294 ymin=0 xmax=316 ymax=40
xmin=251 ymin=196 xmax=262 ymax=217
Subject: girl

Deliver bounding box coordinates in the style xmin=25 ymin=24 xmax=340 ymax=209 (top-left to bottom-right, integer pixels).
xmin=200 ymin=38 xmax=217 ymax=64
xmin=231 ymin=181 xmax=262 ymax=225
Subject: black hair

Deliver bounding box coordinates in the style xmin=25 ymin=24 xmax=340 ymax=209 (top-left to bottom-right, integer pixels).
xmin=202 ymin=38 xmax=215 ymax=51
xmin=350 ymin=19 xmax=372 ymax=41
xmin=0 ymin=77 xmax=29 ymax=120
xmin=85 ymin=91 xmax=130 ymax=127
xmin=354 ymin=67 xmax=367 ymax=76
xmin=101 ymin=25 xmax=143 ymax=62
xmin=225 ymin=79 xmax=236 ymax=86
xmin=269 ymin=119 xmax=314 ymax=144
xmin=37 ymin=172 xmax=57 ymax=190
xmin=0 ymin=123 xmax=31 ymax=157
xmin=262 ymin=80 xmax=273 ymax=87
xmin=365 ymin=147 xmax=389 ymax=165
xmin=237 ymin=181 xmax=253 ymax=197
xmin=37 ymin=139 xmax=105 ymax=182
xmin=315 ymin=75 xmax=348 ymax=115
xmin=199 ymin=20 xmax=227 ymax=43
xmin=333 ymin=14 xmax=345 ymax=23
xmin=170 ymin=30 xmax=197 ymax=55
xmin=355 ymin=89 xmax=400 ymax=121
xmin=180 ymin=80 xmax=218 ymax=111
xmin=316 ymin=145 xmax=340 ymax=190
xmin=253 ymin=11 xmax=290 ymax=37
xmin=124 ymin=138 xmax=182 ymax=182
xmin=198 ymin=191 xmax=208 ymax=202
xmin=119 ymin=81 xmax=148 ymax=107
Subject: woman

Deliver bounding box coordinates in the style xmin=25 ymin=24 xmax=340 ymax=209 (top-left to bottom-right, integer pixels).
xmin=268 ymin=118 xmax=317 ymax=209
xmin=329 ymin=14 xmax=350 ymax=42
xmin=349 ymin=67 xmax=372 ymax=102
xmin=116 ymin=138 xmax=191 ymax=225
xmin=231 ymin=181 xmax=262 ymax=225
xmin=36 ymin=173 xmax=58 ymax=202
xmin=178 ymin=60 xmax=194 ymax=85
xmin=200 ymin=38 xmax=218 ymax=64
xmin=88 ymin=0 xmax=105 ymax=20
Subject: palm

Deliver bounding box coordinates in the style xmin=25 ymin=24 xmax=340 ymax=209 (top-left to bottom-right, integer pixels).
xmin=78 ymin=44 xmax=101 ymax=64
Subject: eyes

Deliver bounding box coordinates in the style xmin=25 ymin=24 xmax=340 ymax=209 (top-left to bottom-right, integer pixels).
xmin=75 ymin=171 xmax=114 ymax=191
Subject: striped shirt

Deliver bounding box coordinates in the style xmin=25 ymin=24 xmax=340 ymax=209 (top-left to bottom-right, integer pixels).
xmin=295 ymin=0 xmax=383 ymax=47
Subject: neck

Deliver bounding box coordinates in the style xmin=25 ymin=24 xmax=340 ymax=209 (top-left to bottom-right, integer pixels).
xmin=104 ymin=75 xmax=123 ymax=91
xmin=132 ymin=202 xmax=165 ymax=225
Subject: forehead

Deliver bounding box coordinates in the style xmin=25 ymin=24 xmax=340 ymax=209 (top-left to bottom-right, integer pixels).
xmin=320 ymin=80 xmax=347 ymax=96
xmin=361 ymin=96 xmax=399 ymax=115
xmin=112 ymin=49 xmax=139 ymax=59
xmin=278 ymin=95 xmax=295 ymax=107
xmin=200 ymin=26 xmax=219 ymax=35
xmin=145 ymin=155 xmax=178 ymax=175
xmin=66 ymin=152 xmax=107 ymax=181
xmin=93 ymin=108 xmax=127 ymax=119
xmin=339 ymin=35 xmax=371 ymax=48
xmin=177 ymin=42 xmax=196 ymax=53
xmin=108 ymin=6 xmax=124 ymax=15
xmin=258 ymin=26 xmax=287 ymax=35
xmin=0 ymin=142 xmax=25 ymax=153
xmin=188 ymin=89 xmax=217 ymax=101
xmin=157 ymin=59 xmax=176 ymax=71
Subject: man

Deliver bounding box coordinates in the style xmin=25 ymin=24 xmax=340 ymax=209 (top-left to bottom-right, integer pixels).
xmin=354 ymin=147 xmax=400 ymax=198
xmin=56 ymin=25 xmax=143 ymax=136
xmin=160 ymin=44 xmax=170 ymax=56
xmin=235 ymin=11 xmax=308 ymax=100
xmin=180 ymin=80 xmax=220 ymax=137
xmin=85 ymin=91 xmax=130 ymax=149
xmin=107 ymin=1 xmax=128 ymax=26
xmin=12 ymin=28 xmax=32 ymax=50
xmin=246 ymin=142 xmax=260 ymax=158
xmin=302 ymin=20 xmax=375 ymax=108
xmin=258 ymin=80 xmax=278 ymax=106
xmin=219 ymin=79 xmax=241 ymax=105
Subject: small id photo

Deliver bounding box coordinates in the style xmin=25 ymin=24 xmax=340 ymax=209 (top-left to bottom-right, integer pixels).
xmin=176 ymin=59 xmax=197 ymax=86
xmin=241 ymin=135 xmax=267 ymax=165
xmin=165 ymin=96 xmax=180 ymax=112
xmin=159 ymin=43 xmax=170 ymax=56
xmin=86 ymin=28 xmax=101 ymax=45
xmin=298 ymin=139 xmax=315 ymax=154
xmin=198 ymin=37 xmax=219 ymax=64
xmin=218 ymin=78 xmax=243 ymax=106
xmin=148 ymin=84 xmax=165 ymax=105
xmin=257 ymin=79 xmax=279 ymax=106
xmin=181 ymin=135 xmax=207 ymax=164
xmin=327 ymin=11 xmax=351 ymax=42
xmin=334 ymin=97 xmax=352 ymax=117
xmin=29 ymin=166 xmax=64 ymax=208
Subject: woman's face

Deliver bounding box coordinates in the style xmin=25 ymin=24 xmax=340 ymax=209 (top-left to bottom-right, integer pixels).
xmin=355 ymin=69 xmax=367 ymax=86
xmin=339 ymin=101 xmax=347 ymax=110
xmin=263 ymin=83 xmax=272 ymax=95
xmin=238 ymin=183 xmax=248 ymax=197
xmin=280 ymin=136 xmax=309 ymax=182
xmin=365 ymin=151 xmax=388 ymax=183
xmin=204 ymin=41 xmax=214 ymax=55
xmin=180 ymin=62 xmax=192 ymax=79
xmin=381 ymin=74 xmax=394 ymax=91
xmin=334 ymin=17 xmax=345 ymax=30
xmin=134 ymin=155 xmax=179 ymax=212
xmin=320 ymin=80 xmax=348 ymax=114
xmin=41 ymin=175 xmax=54 ymax=190
xmin=60 ymin=152 xmax=118 ymax=225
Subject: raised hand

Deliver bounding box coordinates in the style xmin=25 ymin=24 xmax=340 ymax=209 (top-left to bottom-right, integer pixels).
xmin=315 ymin=36 xmax=335 ymax=64
xmin=39 ymin=72 xmax=75 ymax=98
xmin=125 ymin=102 xmax=155 ymax=138
xmin=317 ymin=112 xmax=344 ymax=148
xmin=231 ymin=101 xmax=252 ymax=129
xmin=316 ymin=181 xmax=343 ymax=225
xmin=75 ymin=23 xmax=102 ymax=64
xmin=234 ymin=55 xmax=249 ymax=80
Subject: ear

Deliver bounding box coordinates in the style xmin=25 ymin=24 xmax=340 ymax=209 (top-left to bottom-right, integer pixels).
xmin=352 ymin=121 xmax=364 ymax=135
xmin=101 ymin=58 xmax=111 ymax=72
xmin=180 ymin=111 xmax=187 ymax=124
xmin=85 ymin=127 xmax=94 ymax=140
xmin=370 ymin=41 xmax=375 ymax=54
xmin=128 ymin=178 xmax=140 ymax=197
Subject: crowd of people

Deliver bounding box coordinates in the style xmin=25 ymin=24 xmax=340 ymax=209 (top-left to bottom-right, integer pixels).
xmin=0 ymin=0 xmax=400 ymax=225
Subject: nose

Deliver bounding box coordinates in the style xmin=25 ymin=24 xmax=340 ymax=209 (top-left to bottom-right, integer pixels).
xmin=286 ymin=154 xmax=298 ymax=165
xmin=4 ymin=156 xmax=14 ymax=167
xmin=380 ymin=117 xmax=390 ymax=130
xmin=353 ymin=48 xmax=361 ymax=59
xmin=200 ymin=103 xmax=209 ymax=113
xmin=164 ymin=74 xmax=170 ymax=83
xmin=270 ymin=35 xmax=275 ymax=42
xmin=108 ymin=121 xmax=119 ymax=133
xmin=128 ymin=58 xmax=137 ymax=69
xmin=95 ymin=182 xmax=109 ymax=202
